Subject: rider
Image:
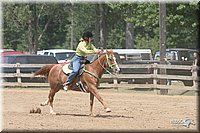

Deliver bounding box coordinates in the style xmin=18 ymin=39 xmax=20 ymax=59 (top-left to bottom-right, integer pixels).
xmin=63 ymin=31 xmax=102 ymax=90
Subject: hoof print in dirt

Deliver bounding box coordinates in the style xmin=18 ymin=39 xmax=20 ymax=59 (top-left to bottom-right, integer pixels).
xmin=36 ymin=107 xmax=41 ymax=114
xmin=30 ymin=107 xmax=41 ymax=114
xmin=29 ymin=108 xmax=35 ymax=113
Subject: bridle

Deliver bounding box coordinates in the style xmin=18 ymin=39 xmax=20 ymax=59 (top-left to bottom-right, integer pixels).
xmin=82 ymin=52 xmax=118 ymax=82
xmin=105 ymin=54 xmax=117 ymax=69
xmin=97 ymin=53 xmax=117 ymax=75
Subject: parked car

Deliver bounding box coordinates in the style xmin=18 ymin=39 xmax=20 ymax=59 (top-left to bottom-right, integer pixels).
xmin=2 ymin=54 xmax=58 ymax=65
xmin=0 ymin=51 xmax=25 ymax=56
xmin=82 ymin=49 xmax=195 ymax=86
xmin=1 ymin=54 xmax=58 ymax=82
xmin=154 ymin=48 xmax=195 ymax=63
xmin=37 ymin=49 xmax=75 ymax=64
xmin=0 ymin=49 xmax=15 ymax=52
xmin=112 ymin=49 xmax=153 ymax=62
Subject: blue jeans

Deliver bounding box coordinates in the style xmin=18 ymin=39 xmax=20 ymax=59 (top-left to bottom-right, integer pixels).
xmin=66 ymin=55 xmax=85 ymax=83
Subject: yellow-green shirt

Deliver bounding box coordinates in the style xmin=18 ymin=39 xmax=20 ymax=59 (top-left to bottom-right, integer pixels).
xmin=76 ymin=41 xmax=97 ymax=56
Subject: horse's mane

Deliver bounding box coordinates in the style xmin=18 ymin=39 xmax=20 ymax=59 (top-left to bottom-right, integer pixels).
xmin=88 ymin=53 xmax=106 ymax=64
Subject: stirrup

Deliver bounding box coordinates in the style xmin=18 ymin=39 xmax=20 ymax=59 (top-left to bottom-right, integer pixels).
xmin=63 ymin=81 xmax=70 ymax=91
xmin=76 ymin=81 xmax=86 ymax=92
xmin=63 ymin=81 xmax=70 ymax=86
xmin=63 ymin=86 xmax=68 ymax=91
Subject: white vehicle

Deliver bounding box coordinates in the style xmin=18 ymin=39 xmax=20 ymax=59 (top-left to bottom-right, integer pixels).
xmin=112 ymin=49 xmax=153 ymax=61
xmin=154 ymin=48 xmax=195 ymax=61
xmin=37 ymin=49 xmax=75 ymax=64
xmin=0 ymin=49 xmax=15 ymax=52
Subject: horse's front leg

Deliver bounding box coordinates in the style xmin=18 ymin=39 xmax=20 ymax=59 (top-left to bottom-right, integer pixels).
xmin=89 ymin=85 xmax=111 ymax=113
xmin=40 ymin=99 xmax=49 ymax=106
xmin=89 ymin=92 xmax=94 ymax=116
xmin=49 ymin=102 xmax=56 ymax=115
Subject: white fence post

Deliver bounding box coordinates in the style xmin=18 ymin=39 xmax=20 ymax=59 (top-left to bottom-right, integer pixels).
xmin=153 ymin=63 xmax=158 ymax=85
xmin=16 ymin=63 xmax=22 ymax=84
xmin=153 ymin=63 xmax=159 ymax=94
xmin=113 ymin=77 xmax=118 ymax=89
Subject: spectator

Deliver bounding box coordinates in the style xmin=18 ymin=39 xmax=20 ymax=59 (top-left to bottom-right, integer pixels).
xmin=192 ymin=50 xmax=198 ymax=87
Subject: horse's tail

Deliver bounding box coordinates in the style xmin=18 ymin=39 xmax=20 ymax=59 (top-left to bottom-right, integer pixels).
xmin=34 ymin=64 xmax=55 ymax=77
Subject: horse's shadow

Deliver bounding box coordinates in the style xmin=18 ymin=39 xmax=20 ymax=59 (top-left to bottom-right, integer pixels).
xmin=56 ymin=113 xmax=134 ymax=119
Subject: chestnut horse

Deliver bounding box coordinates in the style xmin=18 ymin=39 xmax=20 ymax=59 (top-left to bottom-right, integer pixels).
xmin=34 ymin=50 xmax=120 ymax=115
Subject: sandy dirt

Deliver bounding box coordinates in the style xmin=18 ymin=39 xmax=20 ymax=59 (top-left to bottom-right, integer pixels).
xmin=1 ymin=88 xmax=198 ymax=132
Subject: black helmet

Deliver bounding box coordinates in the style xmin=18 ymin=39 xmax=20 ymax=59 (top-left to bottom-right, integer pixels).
xmin=82 ymin=31 xmax=93 ymax=39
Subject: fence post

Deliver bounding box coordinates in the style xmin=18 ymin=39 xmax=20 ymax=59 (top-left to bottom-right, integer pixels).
xmin=16 ymin=63 xmax=22 ymax=85
xmin=153 ymin=63 xmax=158 ymax=85
xmin=153 ymin=63 xmax=159 ymax=94
xmin=113 ymin=77 xmax=118 ymax=90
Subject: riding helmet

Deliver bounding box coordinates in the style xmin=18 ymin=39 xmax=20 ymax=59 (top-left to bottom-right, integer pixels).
xmin=82 ymin=31 xmax=93 ymax=39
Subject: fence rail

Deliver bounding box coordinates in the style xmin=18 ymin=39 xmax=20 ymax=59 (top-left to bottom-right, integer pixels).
xmin=0 ymin=63 xmax=199 ymax=94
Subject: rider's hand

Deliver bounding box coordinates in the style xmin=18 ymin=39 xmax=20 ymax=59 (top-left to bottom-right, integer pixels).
xmin=97 ymin=47 xmax=104 ymax=53
xmin=100 ymin=47 xmax=104 ymax=52
xmin=96 ymin=49 xmax=101 ymax=54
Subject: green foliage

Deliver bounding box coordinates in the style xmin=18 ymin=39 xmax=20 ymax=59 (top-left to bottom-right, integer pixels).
xmin=166 ymin=3 xmax=198 ymax=49
xmin=107 ymin=28 xmax=125 ymax=49
xmin=69 ymin=3 xmax=96 ymax=49
xmin=3 ymin=3 xmax=30 ymax=50
xmin=135 ymin=34 xmax=159 ymax=54
xmin=2 ymin=2 xmax=198 ymax=54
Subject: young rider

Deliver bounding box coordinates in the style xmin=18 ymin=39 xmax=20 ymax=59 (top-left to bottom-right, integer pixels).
xmin=63 ymin=31 xmax=102 ymax=89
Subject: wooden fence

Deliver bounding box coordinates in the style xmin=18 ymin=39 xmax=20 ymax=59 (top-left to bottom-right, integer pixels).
xmin=0 ymin=63 xmax=199 ymax=95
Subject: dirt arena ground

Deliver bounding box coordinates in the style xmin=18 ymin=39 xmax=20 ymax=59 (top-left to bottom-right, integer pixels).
xmin=2 ymin=87 xmax=199 ymax=132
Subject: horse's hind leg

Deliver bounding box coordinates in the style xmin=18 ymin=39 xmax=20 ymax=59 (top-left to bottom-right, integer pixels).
xmin=40 ymin=90 xmax=56 ymax=114
xmin=42 ymin=84 xmax=60 ymax=114
xmin=48 ymin=87 xmax=59 ymax=114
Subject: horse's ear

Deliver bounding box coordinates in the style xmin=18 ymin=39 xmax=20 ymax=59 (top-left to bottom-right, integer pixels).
xmin=106 ymin=49 xmax=113 ymax=53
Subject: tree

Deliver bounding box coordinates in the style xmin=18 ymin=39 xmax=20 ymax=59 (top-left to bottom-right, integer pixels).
xmin=97 ymin=3 xmax=106 ymax=48
xmin=166 ymin=3 xmax=198 ymax=48
xmin=3 ymin=3 xmax=71 ymax=52
xmin=3 ymin=2 xmax=198 ymax=54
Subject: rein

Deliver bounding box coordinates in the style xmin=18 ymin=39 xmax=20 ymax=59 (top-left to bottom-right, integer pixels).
xmin=82 ymin=68 xmax=101 ymax=81
xmin=83 ymin=53 xmax=116 ymax=81
xmin=98 ymin=54 xmax=115 ymax=75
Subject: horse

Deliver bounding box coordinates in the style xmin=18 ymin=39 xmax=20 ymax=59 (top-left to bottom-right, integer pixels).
xmin=34 ymin=49 xmax=120 ymax=115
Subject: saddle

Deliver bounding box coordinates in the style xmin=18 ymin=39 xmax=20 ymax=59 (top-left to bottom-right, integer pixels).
xmin=62 ymin=63 xmax=73 ymax=75
xmin=62 ymin=59 xmax=91 ymax=75
xmin=62 ymin=62 xmax=88 ymax=93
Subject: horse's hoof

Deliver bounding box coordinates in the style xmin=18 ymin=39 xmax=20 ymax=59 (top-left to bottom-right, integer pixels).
xmin=40 ymin=103 xmax=45 ymax=106
xmin=40 ymin=102 xmax=48 ymax=106
xmin=105 ymin=108 xmax=111 ymax=112
xmin=50 ymin=111 xmax=57 ymax=115
xmin=89 ymin=113 xmax=95 ymax=117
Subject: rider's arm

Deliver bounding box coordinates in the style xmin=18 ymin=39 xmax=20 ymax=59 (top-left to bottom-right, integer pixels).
xmin=76 ymin=42 xmax=98 ymax=56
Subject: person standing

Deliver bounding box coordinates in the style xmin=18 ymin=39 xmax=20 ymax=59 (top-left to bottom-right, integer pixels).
xmin=192 ymin=50 xmax=199 ymax=87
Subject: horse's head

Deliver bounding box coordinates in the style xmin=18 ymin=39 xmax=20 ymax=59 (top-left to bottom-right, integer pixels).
xmin=105 ymin=49 xmax=120 ymax=74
